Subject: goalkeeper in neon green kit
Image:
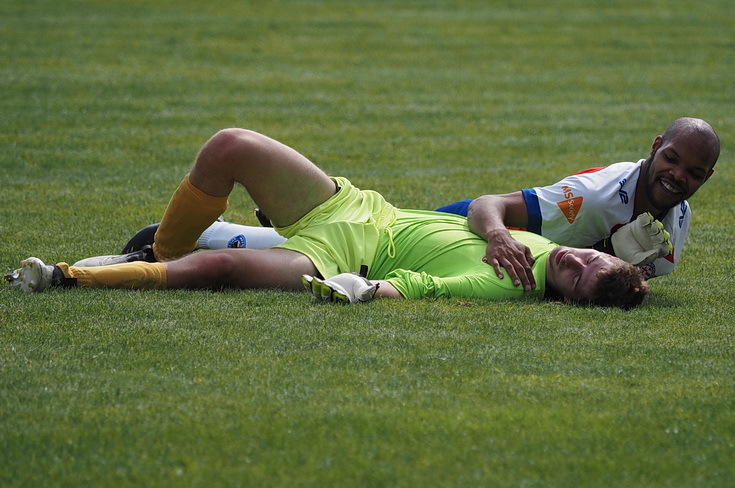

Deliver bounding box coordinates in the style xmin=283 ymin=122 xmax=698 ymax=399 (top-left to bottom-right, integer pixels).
xmin=6 ymin=129 xmax=648 ymax=309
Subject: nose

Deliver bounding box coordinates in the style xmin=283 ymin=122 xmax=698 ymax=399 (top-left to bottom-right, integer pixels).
xmin=668 ymin=163 xmax=687 ymax=183
xmin=566 ymin=254 xmax=585 ymax=270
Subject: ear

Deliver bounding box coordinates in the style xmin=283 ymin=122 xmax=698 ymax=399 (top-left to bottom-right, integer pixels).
xmin=649 ymin=136 xmax=663 ymax=157
xmin=704 ymin=168 xmax=715 ymax=183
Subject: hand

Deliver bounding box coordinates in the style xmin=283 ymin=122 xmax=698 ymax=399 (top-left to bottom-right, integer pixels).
xmin=301 ymin=272 xmax=379 ymax=304
xmin=611 ymin=212 xmax=674 ymax=266
xmin=483 ymin=229 xmax=536 ymax=290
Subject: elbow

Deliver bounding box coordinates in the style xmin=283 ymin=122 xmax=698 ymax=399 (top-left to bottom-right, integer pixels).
xmin=467 ymin=195 xmax=489 ymax=220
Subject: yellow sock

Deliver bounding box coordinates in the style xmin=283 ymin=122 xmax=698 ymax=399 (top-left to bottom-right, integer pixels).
xmin=57 ymin=262 xmax=168 ymax=289
xmin=153 ymin=174 xmax=229 ymax=261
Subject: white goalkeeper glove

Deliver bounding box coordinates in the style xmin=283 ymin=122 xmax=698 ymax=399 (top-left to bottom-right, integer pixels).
xmin=611 ymin=212 xmax=674 ymax=266
xmin=301 ymin=272 xmax=378 ymax=304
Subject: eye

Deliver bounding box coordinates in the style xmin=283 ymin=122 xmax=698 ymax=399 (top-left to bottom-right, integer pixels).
xmin=690 ymin=169 xmax=707 ymax=180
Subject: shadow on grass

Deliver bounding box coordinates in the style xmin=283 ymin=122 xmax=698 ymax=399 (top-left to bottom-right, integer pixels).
xmin=644 ymin=291 xmax=687 ymax=309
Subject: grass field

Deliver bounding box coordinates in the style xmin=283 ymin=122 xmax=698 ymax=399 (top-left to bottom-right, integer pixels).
xmin=1 ymin=0 xmax=734 ymax=486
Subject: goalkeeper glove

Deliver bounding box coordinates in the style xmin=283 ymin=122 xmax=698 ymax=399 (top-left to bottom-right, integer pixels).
xmin=611 ymin=212 xmax=674 ymax=266
xmin=301 ymin=272 xmax=378 ymax=304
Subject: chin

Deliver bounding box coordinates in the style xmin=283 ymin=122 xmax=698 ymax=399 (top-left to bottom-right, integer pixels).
xmin=648 ymin=186 xmax=683 ymax=211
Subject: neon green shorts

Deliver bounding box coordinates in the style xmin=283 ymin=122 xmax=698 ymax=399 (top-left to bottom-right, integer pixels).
xmin=274 ymin=177 xmax=397 ymax=278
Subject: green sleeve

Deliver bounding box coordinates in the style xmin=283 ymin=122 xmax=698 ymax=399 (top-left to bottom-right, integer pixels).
xmin=384 ymin=269 xmax=545 ymax=301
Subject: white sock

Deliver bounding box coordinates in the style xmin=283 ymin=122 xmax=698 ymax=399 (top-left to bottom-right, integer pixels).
xmin=197 ymin=221 xmax=287 ymax=250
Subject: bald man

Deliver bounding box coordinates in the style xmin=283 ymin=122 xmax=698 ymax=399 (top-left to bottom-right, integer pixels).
xmin=440 ymin=117 xmax=720 ymax=289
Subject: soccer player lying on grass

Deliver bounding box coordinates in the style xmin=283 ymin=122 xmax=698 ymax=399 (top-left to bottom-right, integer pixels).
xmin=120 ymin=117 xmax=718 ymax=291
xmin=4 ymin=128 xmax=649 ymax=309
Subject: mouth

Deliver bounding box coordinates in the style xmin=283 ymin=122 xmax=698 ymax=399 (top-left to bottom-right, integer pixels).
xmin=555 ymin=249 xmax=567 ymax=266
xmin=660 ymin=179 xmax=683 ymax=194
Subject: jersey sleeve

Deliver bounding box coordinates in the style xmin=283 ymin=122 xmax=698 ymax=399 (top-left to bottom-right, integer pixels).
xmin=384 ymin=269 xmax=545 ymax=300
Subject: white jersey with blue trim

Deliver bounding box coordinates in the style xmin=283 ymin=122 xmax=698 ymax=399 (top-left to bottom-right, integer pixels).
xmin=520 ymin=160 xmax=690 ymax=278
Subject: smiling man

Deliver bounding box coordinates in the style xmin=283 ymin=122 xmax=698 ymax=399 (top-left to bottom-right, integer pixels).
xmin=439 ymin=117 xmax=720 ymax=289
xmin=636 ymin=119 xmax=717 ymax=214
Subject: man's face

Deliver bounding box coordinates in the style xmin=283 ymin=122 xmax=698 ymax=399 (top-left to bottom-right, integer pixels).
xmin=640 ymin=132 xmax=715 ymax=213
xmin=546 ymin=247 xmax=621 ymax=303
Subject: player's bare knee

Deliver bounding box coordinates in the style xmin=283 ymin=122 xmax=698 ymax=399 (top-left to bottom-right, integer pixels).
xmin=196 ymin=250 xmax=241 ymax=285
xmin=198 ymin=129 xmax=266 ymax=172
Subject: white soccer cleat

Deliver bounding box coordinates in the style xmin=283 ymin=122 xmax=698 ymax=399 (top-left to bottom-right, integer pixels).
xmin=4 ymin=257 xmax=55 ymax=293
xmin=72 ymin=246 xmax=155 ymax=267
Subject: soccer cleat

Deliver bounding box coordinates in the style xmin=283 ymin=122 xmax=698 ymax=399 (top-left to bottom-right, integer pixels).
xmin=73 ymin=246 xmax=156 ymax=267
xmin=121 ymin=223 xmax=159 ymax=254
xmin=4 ymin=257 xmax=56 ymax=293
xmin=121 ymin=216 xmax=227 ymax=253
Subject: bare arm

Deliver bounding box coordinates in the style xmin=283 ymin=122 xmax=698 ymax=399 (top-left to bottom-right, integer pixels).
xmin=373 ymin=280 xmax=404 ymax=298
xmin=466 ymin=192 xmax=536 ymax=290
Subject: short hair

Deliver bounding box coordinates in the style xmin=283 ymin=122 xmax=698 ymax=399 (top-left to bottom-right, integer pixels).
xmin=586 ymin=263 xmax=649 ymax=310
xmin=662 ymin=117 xmax=720 ymax=168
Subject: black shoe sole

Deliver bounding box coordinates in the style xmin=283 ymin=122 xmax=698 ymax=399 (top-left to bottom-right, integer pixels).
xmin=121 ymin=223 xmax=159 ymax=254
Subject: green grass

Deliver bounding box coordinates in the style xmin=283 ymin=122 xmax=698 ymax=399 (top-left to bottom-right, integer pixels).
xmin=1 ymin=0 xmax=734 ymax=486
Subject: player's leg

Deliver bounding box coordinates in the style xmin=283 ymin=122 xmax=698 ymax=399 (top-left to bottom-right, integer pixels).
xmin=122 ymin=220 xmax=285 ymax=255
xmin=164 ymin=248 xmax=316 ymax=290
xmin=197 ymin=221 xmax=286 ymax=250
xmin=153 ymin=128 xmax=335 ymax=261
xmin=6 ymin=248 xmax=315 ymax=292
xmin=188 ymin=128 xmax=336 ymax=227
xmin=5 ymin=257 xmax=166 ymax=292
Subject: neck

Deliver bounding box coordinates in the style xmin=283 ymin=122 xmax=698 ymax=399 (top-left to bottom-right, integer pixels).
xmin=633 ymin=175 xmax=648 ymax=217
xmin=633 ymin=158 xmax=662 ymax=218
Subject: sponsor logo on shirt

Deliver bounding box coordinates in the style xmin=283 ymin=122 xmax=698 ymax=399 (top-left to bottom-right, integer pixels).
xmin=556 ymin=185 xmax=583 ymax=224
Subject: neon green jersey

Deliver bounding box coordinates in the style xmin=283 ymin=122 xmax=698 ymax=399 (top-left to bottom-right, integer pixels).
xmin=370 ymin=209 xmax=555 ymax=300
xmin=276 ymin=179 xmax=555 ymax=301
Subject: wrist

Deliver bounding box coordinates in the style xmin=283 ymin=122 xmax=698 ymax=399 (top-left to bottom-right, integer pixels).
xmin=485 ymin=227 xmax=511 ymax=243
xmin=593 ymin=237 xmax=616 ymax=256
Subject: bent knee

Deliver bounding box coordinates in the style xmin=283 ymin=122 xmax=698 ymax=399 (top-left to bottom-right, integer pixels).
xmin=203 ymin=128 xmax=265 ymax=164
xmin=193 ymin=129 xmax=251 ymax=175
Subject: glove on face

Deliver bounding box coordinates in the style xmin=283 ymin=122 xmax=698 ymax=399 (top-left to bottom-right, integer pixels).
xmin=301 ymin=272 xmax=378 ymax=304
xmin=610 ymin=212 xmax=674 ymax=266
